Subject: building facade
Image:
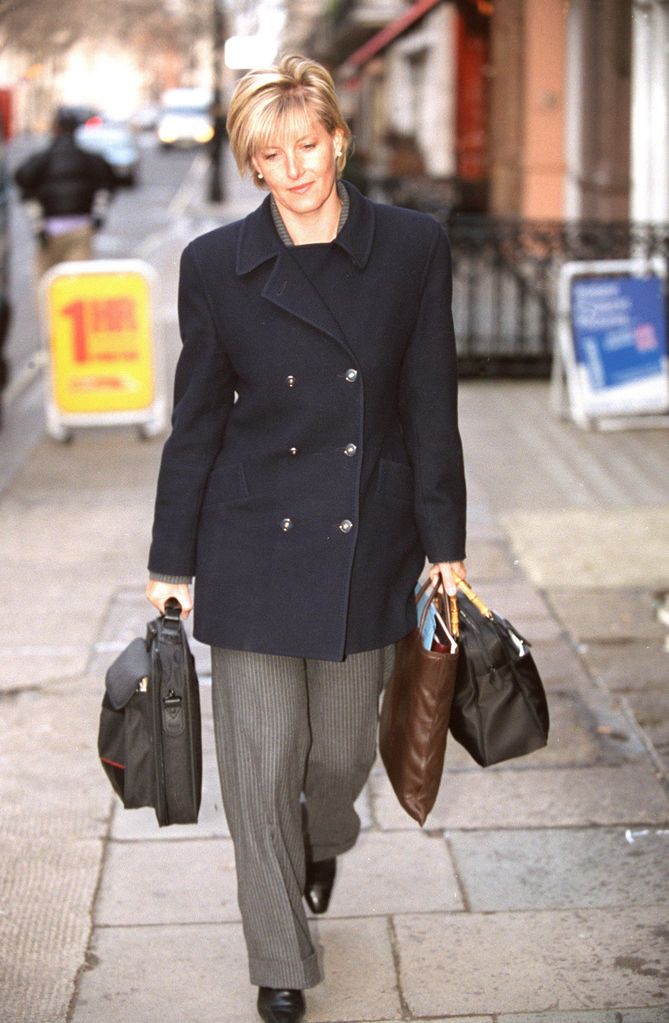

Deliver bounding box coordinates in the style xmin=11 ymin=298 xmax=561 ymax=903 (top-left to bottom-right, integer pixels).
xmin=286 ymin=0 xmax=668 ymax=225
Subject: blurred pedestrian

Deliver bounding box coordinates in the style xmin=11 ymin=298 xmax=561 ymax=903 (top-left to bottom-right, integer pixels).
xmin=146 ymin=54 xmax=466 ymax=1023
xmin=14 ymin=108 xmax=116 ymax=277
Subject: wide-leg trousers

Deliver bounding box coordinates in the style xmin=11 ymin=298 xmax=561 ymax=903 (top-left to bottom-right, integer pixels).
xmin=210 ymin=645 xmax=394 ymax=989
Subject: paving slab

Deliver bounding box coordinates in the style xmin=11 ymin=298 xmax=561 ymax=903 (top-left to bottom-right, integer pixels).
xmin=526 ymin=637 xmax=593 ymax=691
xmin=0 ymin=648 xmax=90 ymax=692
xmin=95 ymin=837 xmax=240 ymax=926
xmin=546 ymin=588 xmax=667 ymax=644
xmin=320 ymin=829 xmax=464 ymax=917
xmin=109 ymin=759 xmax=372 ymax=842
xmin=466 ymin=538 xmax=517 ymax=581
xmin=466 ymin=500 xmax=509 ymax=541
xmin=305 ymin=917 xmax=400 ymax=1022
xmin=393 ymin=905 xmax=669 ymax=1017
xmin=515 ymin=686 xmax=644 ymax=767
xmin=110 ymin=752 xmax=231 ymax=841
xmin=93 ymin=588 xmax=154 ymax=648
xmin=0 ymin=681 xmax=113 ymax=1023
xmin=72 ymin=917 xmax=400 ymax=1023
xmin=442 ymin=686 xmax=645 ymax=771
xmin=625 ymin=688 xmax=669 ymax=772
xmin=580 ymin=640 xmax=669 ymax=692
xmin=1 ymin=836 xmax=105 ymax=1023
xmin=1 ymin=495 xmax=149 ymax=648
xmin=464 ymin=580 xmax=562 ymax=642
xmin=496 ymin=1010 xmax=669 ymax=1023
xmin=89 ymin=587 xmax=212 ymax=683
xmin=71 ymin=921 xmax=252 ymax=1023
xmin=371 ymin=764 xmax=669 ymax=830
xmin=446 ymin=826 xmax=669 ymax=911
xmin=500 ymin=507 xmax=669 ymax=589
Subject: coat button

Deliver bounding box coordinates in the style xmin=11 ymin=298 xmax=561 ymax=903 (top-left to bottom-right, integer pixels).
xmin=286 ymin=375 xmax=296 ymax=388
xmin=280 ymin=518 xmax=293 ymax=531
xmin=344 ymin=443 xmax=357 ymax=457
xmin=345 ymin=369 xmax=358 ymax=383
xmin=289 ymin=447 xmax=298 ymax=455
xmin=339 ymin=519 xmax=353 ymax=533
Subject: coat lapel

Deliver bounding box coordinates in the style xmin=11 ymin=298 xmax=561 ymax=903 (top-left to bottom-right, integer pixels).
xmin=235 ymin=184 xmax=376 ymax=351
xmin=262 ymin=248 xmax=346 ymax=345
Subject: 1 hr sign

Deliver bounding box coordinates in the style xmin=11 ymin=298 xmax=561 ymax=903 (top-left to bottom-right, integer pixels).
xmin=40 ymin=260 xmax=166 ymax=439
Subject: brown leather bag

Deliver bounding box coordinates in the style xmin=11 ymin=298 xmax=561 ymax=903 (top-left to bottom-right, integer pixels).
xmin=379 ymin=579 xmax=459 ymax=825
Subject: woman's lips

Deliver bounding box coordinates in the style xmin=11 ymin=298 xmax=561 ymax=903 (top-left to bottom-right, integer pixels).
xmin=289 ymin=182 xmax=313 ymax=194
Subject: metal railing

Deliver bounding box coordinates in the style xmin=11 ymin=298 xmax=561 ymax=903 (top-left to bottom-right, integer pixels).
xmin=410 ymin=207 xmax=669 ymax=377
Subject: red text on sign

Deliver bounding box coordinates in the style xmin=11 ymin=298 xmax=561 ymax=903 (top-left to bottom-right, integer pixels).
xmin=61 ymin=297 xmax=139 ymax=362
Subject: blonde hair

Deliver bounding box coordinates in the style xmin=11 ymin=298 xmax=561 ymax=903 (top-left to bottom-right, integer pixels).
xmin=226 ymin=54 xmax=352 ymax=188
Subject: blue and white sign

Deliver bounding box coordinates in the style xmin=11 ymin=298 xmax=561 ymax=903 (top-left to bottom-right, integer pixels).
xmin=557 ymin=258 xmax=669 ymax=425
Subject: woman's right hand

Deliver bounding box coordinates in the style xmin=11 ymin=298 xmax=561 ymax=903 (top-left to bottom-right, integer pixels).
xmin=145 ymin=579 xmax=193 ymax=619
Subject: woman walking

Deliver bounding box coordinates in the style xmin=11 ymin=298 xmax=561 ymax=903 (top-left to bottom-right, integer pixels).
xmin=147 ymin=54 xmax=466 ymax=1023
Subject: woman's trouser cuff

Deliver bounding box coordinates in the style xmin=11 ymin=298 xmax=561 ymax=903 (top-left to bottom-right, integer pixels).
xmin=249 ymin=949 xmax=322 ymax=990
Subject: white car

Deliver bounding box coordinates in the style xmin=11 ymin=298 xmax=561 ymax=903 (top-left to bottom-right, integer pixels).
xmin=75 ymin=119 xmax=140 ymax=186
xmin=157 ymin=88 xmax=214 ymax=149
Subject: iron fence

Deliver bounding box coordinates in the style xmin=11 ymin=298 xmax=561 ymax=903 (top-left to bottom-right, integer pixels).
xmin=412 ymin=208 xmax=669 ymax=377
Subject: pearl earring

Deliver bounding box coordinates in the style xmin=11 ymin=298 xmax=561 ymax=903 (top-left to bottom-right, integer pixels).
xmin=256 ymin=171 xmax=264 ymax=180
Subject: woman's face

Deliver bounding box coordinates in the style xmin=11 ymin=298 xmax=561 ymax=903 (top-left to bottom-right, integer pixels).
xmin=252 ymin=116 xmax=342 ymax=219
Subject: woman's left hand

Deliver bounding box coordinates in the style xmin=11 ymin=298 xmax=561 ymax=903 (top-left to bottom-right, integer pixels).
xmin=428 ymin=560 xmax=467 ymax=596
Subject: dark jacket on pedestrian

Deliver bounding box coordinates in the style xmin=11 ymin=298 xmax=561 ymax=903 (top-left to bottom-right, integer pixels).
xmin=14 ymin=135 xmax=115 ymax=217
xmin=148 ymin=182 xmax=466 ymax=661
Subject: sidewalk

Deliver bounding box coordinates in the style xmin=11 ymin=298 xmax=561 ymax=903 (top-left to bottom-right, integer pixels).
xmin=1 ymin=176 xmax=668 ymax=1023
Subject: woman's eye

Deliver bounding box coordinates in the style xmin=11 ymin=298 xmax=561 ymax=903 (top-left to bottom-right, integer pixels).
xmin=302 ymin=142 xmax=316 ymax=151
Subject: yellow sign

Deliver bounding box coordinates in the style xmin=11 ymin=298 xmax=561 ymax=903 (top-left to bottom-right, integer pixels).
xmin=46 ymin=268 xmax=155 ymax=414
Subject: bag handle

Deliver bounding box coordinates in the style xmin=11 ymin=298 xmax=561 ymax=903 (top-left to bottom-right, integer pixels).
xmin=162 ymin=597 xmax=183 ymax=637
xmin=416 ymin=577 xmax=459 ymax=638
xmin=455 ymin=577 xmax=494 ymax=620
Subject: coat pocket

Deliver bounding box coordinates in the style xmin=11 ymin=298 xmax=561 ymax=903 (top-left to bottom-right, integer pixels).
xmin=203 ymin=462 xmax=249 ymax=506
xmin=377 ymin=458 xmax=415 ymax=504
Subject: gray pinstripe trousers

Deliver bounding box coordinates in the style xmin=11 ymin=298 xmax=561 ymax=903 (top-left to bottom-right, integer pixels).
xmin=211 ymin=645 xmax=394 ymax=989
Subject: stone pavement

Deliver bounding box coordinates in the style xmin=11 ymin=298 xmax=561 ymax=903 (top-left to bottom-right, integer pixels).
xmin=1 ymin=169 xmax=669 ymax=1023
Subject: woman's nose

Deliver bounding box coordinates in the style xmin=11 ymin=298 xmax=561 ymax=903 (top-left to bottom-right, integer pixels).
xmin=285 ymin=152 xmax=302 ymax=179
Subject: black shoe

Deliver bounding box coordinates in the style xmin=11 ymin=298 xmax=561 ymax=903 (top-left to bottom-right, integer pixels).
xmin=257 ymin=987 xmax=305 ymax=1023
xmin=304 ymin=855 xmax=336 ymax=914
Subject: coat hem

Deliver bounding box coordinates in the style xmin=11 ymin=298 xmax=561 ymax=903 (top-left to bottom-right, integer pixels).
xmin=197 ymin=621 xmax=415 ymax=662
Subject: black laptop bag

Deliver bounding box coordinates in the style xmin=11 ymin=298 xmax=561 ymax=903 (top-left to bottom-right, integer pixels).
xmin=98 ymin=599 xmax=202 ymax=826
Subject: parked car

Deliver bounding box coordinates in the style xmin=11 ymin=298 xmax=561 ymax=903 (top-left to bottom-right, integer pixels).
xmin=157 ymin=88 xmax=213 ymax=149
xmin=75 ymin=119 xmax=140 ymax=185
xmin=131 ymin=104 xmax=159 ymax=132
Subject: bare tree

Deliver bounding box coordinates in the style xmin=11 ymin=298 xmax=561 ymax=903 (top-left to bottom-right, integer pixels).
xmin=0 ymin=0 xmax=210 ymax=64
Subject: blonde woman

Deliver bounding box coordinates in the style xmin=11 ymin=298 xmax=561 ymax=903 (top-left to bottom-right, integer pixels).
xmin=147 ymin=54 xmax=466 ymax=1023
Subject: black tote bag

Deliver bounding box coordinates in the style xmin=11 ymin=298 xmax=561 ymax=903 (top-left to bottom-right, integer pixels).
xmin=450 ymin=579 xmax=549 ymax=767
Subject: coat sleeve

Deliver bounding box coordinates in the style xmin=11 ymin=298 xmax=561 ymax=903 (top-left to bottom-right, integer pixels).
xmin=398 ymin=222 xmax=466 ymax=564
xmin=147 ymin=243 xmax=236 ymax=577
xmin=14 ymin=151 xmax=48 ymax=199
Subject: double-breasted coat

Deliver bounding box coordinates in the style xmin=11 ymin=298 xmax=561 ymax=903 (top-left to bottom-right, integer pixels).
xmin=148 ymin=182 xmax=466 ymax=661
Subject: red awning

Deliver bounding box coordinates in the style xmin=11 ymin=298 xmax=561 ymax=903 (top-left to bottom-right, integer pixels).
xmin=342 ymin=0 xmax=444 ymax=73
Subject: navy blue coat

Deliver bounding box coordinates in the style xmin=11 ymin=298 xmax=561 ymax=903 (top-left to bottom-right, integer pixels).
xmin=148 ymin=182 xmax=466 ymax=661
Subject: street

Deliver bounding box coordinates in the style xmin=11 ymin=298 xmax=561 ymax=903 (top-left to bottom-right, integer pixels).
xmin=1 ymin=137 xmax=230 ymax=491
xmin=1 ymin=148 xmax=668 ymax=1022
